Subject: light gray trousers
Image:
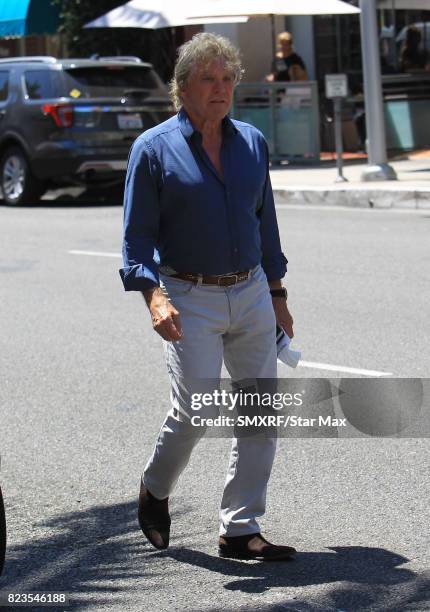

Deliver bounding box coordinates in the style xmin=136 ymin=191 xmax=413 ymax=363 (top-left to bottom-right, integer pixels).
xmin=143 ymin=265 xmax=278 ymax=536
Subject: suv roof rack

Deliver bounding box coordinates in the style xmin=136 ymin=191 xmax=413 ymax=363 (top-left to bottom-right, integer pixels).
xmin=61 ymin=57 xmax=153 ymax=69
xmin=0 ymin=56 xmax=57 ymax=65
xmin=94 ymin=56 xmax=143 ymax=63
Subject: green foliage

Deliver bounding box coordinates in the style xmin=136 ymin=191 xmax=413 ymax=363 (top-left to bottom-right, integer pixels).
xmin=53 ymin=0 xmax=176 ymax=82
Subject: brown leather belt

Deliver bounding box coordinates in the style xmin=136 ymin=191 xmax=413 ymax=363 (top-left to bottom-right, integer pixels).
xmin=171 ymin=270 xmax=251 ymax=287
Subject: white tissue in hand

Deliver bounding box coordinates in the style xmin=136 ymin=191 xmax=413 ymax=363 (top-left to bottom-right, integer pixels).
xmin=276 ymin=328 xmax=301 ymax=368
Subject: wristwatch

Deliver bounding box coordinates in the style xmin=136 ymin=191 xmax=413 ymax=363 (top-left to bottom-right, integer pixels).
xmin=270 ymin=287 xmax=288 ymax=299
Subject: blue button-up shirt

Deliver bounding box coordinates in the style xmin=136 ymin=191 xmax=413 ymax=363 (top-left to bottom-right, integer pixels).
xmin=119 ymin=108 xmax=287 ymax=291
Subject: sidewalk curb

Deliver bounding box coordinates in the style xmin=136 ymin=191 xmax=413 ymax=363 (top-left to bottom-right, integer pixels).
xmin=273 ymin=188 xmax=430 ymax=209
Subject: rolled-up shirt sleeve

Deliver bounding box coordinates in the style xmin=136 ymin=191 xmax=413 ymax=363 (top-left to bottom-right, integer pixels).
xmin=257 ymin=141 xmax=288 ymax=281
xmin=119 ymin=138 xmax=161 ymax=291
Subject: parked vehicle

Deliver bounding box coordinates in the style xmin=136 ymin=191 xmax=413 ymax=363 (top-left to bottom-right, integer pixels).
xmin=0 ymin=56 xmax=173 ymax=205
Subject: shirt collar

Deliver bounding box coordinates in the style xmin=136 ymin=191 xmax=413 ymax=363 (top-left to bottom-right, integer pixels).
xmin=178 ymin=107 xmax=237 ymax=141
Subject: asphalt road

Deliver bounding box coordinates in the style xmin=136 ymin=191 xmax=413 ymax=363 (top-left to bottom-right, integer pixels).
xmin=0 ymin=193 xmax=429 ymax=611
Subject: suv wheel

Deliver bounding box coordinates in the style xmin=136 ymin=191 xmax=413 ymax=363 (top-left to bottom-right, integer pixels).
xmin=1 ymin=147 xmax=45 ymax=205
xmin=0 ymin=485 xmax=5 ymax=575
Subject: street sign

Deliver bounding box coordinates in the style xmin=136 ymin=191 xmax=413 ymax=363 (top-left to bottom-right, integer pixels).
xmin=325 ymin=73 xmax=348 ymax=99
xmin=325 ymin=74 xmax=349 ymax=183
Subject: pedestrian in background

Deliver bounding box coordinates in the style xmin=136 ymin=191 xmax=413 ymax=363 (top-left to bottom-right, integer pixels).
xmin=400 ymin=26 xmax=430 ymax=73
xmin=120 ymin=32 xmax=296 ymax=561
xmin=265 ymin=31 xmax=308 ymax=83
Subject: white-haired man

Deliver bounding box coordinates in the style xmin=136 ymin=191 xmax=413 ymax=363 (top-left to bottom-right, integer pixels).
xmin=120 ymin=33 xmax=296 ymax=561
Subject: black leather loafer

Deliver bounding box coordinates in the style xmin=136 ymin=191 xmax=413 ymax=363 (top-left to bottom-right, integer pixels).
xmin=219 ymin=533 xmax=296 ymax=561
xmin=138 ymin=482 xmax=171 ymax=550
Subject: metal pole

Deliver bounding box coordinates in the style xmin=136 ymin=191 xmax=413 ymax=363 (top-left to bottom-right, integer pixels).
xmin=18 ymin=37 xmax=25 ymax=56
xmin=334 ymin=98 xmax=347 ymax=183
xmin=359 ymin=0 xmax=397 ymax=181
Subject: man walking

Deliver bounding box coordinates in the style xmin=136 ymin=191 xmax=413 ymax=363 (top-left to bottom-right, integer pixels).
xmin=120 ymin=33 xmax=296 ymax=561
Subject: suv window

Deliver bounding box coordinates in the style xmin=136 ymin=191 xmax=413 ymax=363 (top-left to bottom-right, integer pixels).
xmin=63 ymin=66 xmax=163 ymax=99
xmin=24 ymin=70 xmax=61 ymax=99
xmin=0 ymin=71 xmax=9 ymax=101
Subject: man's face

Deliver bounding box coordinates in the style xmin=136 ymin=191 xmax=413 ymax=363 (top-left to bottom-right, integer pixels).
xmin=180 ymin=59 xmax=236 ymax=124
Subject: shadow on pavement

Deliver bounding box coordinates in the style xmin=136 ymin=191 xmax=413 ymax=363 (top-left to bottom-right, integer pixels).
xmin=0 ymin=498 xmax=428 ymax=611
xmin=0 ymin=499 xmax=192 ymax=609
xmin=162 ymin=545 xmax=429 ymax=611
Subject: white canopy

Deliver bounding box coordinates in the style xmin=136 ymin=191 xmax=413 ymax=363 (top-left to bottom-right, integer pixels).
xmin=188 ymin=0 xmax=360 ymax=19
xmin=84 ymin=0 xmax=248 ymax=30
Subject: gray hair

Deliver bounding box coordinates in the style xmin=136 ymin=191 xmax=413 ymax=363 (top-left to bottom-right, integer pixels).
xmin=169 ymin=32 xmax=244 ymax=111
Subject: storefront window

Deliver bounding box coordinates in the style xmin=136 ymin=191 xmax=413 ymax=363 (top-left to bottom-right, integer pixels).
xmin=314 ymin=3 xmax=430 ymax=153
xmin=314 ymin=6 xmax=430 ymax=90
xmin=381 ymin=10 xmax=430 ymax=74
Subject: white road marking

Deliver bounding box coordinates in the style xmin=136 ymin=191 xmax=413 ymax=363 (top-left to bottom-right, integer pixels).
xmin=68 ymin=250 xmax=121 ymax=258
xmin=285 ymin=359 xmax=393 ymax=377
xmin=67 ymin=250 xmax=394 ymax=377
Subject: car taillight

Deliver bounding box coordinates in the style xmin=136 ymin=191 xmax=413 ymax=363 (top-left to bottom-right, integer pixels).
xmin=42 ymin=104 xmax=74 ymax=128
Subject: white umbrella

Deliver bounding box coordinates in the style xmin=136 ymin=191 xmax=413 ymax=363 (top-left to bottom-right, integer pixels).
xmin=188 ymin=0 xmax=361 ymax=18
xmin=84 ymin=0 xmax=248 ymax=30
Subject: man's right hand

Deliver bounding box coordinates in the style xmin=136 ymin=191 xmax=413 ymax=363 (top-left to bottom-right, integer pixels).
xmin=142 ymin=287 xmax=183 ymax=342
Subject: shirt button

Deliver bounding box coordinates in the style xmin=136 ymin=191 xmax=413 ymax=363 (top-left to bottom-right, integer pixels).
xmin=234 ymin=248 xmax=238 ymax=253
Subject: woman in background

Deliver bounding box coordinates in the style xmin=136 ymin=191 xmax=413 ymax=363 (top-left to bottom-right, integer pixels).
xmin=266 ymin=31 xmax=308 ymax=82
xmin=400 ymin=26 xmax=430 ymax=73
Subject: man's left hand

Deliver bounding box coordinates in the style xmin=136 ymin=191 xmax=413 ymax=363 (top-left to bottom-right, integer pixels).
xmin=272 ymin=298 xmax=294 ymax=339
